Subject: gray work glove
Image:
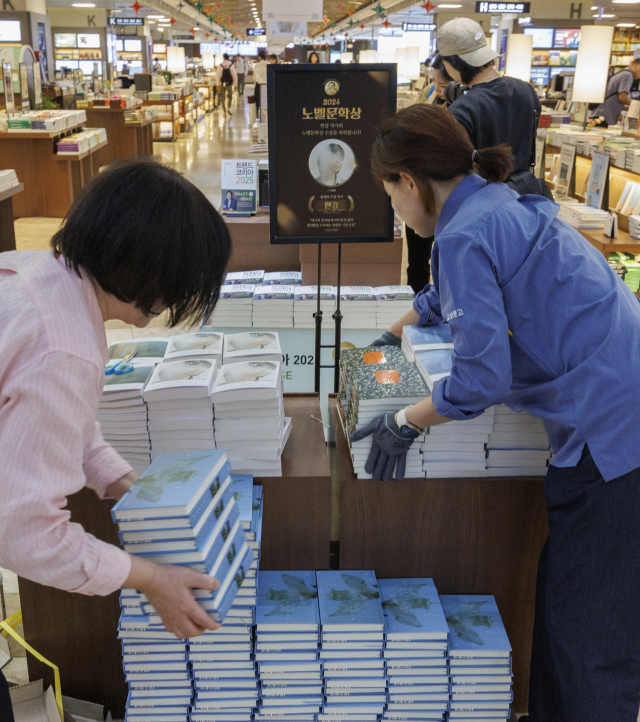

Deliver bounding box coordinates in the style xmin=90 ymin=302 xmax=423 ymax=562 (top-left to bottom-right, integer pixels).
xmin=350 ymin=412 xmax=418 ymax=481
xmin=370 ymin=331 xmax=401 ymax=347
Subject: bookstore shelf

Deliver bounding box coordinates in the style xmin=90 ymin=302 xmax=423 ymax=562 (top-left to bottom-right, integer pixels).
xmin=329 ymin=396 xmax=548 ymax=715
xmin=18 ymin=393 xmax=330 ymax=718
xmin=86 ymin=107 xmax=153 ymax=164
xmin=0 ymin=183 xmax=24 ymax=253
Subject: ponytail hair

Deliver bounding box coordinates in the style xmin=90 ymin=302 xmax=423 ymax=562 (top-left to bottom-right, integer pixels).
xmin=371 ymin=104 xmax=514 ymax=215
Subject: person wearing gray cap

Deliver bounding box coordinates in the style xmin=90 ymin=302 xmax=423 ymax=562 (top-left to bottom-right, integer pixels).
xmin=438 ymin=17 xmax=548 ymax=197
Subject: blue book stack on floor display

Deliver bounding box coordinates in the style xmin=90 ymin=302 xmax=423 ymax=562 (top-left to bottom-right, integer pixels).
xmin=189 ymin=476 xmax=263 ymax=721
xmin=379 ymin=579 xmax=450 ymax=722
xmin=317 ymin=571 xmax=387 ymax=722
xmin=255 ymin=571 xmax=322 ymax=722
xmin=112 ymin=452 xmax=256 ymax=722
xmin=440 ymin=596 xmax=513 ymax=722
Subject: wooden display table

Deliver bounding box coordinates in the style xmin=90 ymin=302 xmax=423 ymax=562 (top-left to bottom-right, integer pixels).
xmin=578 ymin=227 xmax=640 ymax=257
xmin=0 ymin=126 xmax=107 ymax=218
xmin=0 ymin=183 xmax=24 ymax=252
xmin=86 ymin=106 xmax=153 ymax=167
xmin=225 ymin=208 xmax=301 ymax=273
xmin=329 ymin=397 xmax=548 ymax=715
xmin=18 ymin=394 xmax=331 ymax=717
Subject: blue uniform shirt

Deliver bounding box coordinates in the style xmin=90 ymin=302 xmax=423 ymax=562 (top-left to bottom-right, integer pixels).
xmin=413 ymin=173 xmax=640 ymax=481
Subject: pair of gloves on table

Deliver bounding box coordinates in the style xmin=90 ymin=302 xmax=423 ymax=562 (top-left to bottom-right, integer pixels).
xmin=349 ymin=330 xmax=414 ymax=482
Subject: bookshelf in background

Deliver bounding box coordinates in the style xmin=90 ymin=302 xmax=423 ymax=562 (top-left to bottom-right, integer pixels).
xmin=142 ymin=98 xmax=179 ymax=141
xmin=611 ymin=28 xmax=640 ymax=69
xmin=180 ymin=93 xmax=194 ymax=133
xmin=195 ymin=80 xmax=215 ymax=113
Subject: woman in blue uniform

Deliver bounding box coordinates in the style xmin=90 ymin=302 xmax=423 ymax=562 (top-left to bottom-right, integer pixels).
xmin=353 ymin=104 xmax=640 ymax=722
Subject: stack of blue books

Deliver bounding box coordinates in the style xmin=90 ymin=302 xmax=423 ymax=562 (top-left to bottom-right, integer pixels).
xmin=317 ymin=571 xmax=386 ymax=722
xmin=112 ymin=452 xmax=256 ymax=722
xmin=255 ymin=571 xmax=322 ymax=722
xmin=189 ymin=475 xmax=263 ymax=719
xmin=379 ymin=579 xmax=450 ymax=722
xmin=440 ymin=596 xmax=513 ymax=722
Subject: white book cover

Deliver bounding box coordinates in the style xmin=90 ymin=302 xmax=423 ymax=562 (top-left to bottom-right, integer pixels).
xmin=374 ymin=286 xmax=415 ymax=302
xmin=223 ymin=332 xmax=282 ymax=362
xmin=102 ymin=364 xmax=155 ymax=395
xmin=143 ymin=359 xmax=217 ymax=400
xmin=253 ymin=286 xmax=295 ymax=302
xmin=211 ymin=361 xmax=281 ymax=399
xmin=225 ymin=270 xmax=264 ymax=286
xmin=217 ymin=284 xmax=256 ymax=301
xmin=164 ymin=332 xmax=223 ymax=361
xmin=294 ymin=286 xmax=337 ymax=302
xmin=108 ymin=338 xmax=170 ymax=363
xmin=263 ymin=271 xmax=302 ymax=286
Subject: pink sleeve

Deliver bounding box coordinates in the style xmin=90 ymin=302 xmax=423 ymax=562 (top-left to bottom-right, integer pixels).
xmin=0 ymin=351 xmax=131 ymax=596
xmin=84 ymin=421 xmax=133 ymax=500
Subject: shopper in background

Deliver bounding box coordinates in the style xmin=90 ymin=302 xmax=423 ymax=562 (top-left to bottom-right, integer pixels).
xmin=253 ymin=49 xmax=268 ymax=118
xmin=361 ymin=103 xmax=640 ymax=722
xmin=215 ymin=53 xmax=238 ymax=116
xmin=438 ymin=17 xmax=547 ymax=196
xmin=308 ymin=51 xmax=320 ymax=64
xmin=234 ymin=54 xmax=247 ymax=97
xmin=590 ymin=58 xmax=640 ymax=127
xmin=0 ymin=158 xmax=233 ymax=715
xmin=152 ymin=59 xmax=162 ymax=73
xmin=269 ymin=54 xmax=278 ymax=64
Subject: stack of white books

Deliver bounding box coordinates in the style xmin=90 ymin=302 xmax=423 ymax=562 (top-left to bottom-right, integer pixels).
xmin=342 ymin=348 xmax=427 ymax=479
xmin=629 ymin=214 xmax=640 ymax=239
xmin=557 ymin=203 xmax=608 ymax=229
xmin=114 ymin=452 xmax=255 ymax=722
xmin=223 ymin=331 xmax=283 ymax=365
xmin=379 ymin=578 xmax=450 ymax=722
xmin=401 ymin=324 xmax=453 ymax=364
xmin=317 ymin=571 xmax=386 ymax=722
xmin=263 ymin=271 xmax=302 ymax=286
xmin=164 ymin=331 xmax=223 ymax=365
xmin=485 ymin=406 xmax=551 ymax=477
xmin=226 ymin=270 xmax=265 ymax=286
xmin=375 ymin=286 xmax=416 ymax=329
xmin=422 ymin=409 xmax=494 ymax=479
xmin=208 ymin=285 xmax=255 ymax=328
xmin=252 ymin=286 xmax=295 ymax=328
xmin=189 ymin=475 xmax=263 ymax=722
xmin=339 ymin=286 xmax=377 ymax=329
xmin=143 ymin=358 xmax=218 ymax=462
xmin=100 ymin=338 xmax=170 ymax=474
xmin=211 ymin=359 xmax=291 ymax=477
xmin=441 ymin=595 xmax=513 ymax=722
xmin=0 ymin=169 xmax=19 ymax=193
xmin=254 ymin=571 xmax=321 ymax=722
xmin=294 ymin=286 xmax=337 ymax=328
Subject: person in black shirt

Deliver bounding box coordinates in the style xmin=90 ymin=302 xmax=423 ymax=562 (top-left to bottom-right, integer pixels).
xmin=438 ymin=18 xmax=548 ymax=197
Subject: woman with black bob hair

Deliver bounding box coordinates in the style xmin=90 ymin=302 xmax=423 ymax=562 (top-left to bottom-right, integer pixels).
xmin=0 ymin=158 xmax=232 ymax=708
xmin=357 ymin=104 xmax=640 ymax=722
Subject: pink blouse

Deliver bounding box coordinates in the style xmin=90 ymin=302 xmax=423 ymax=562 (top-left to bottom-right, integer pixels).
xmin=0 ymin=250 xmax=133 ymax=595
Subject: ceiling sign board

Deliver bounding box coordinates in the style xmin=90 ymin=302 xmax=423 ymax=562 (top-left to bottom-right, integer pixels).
xmin=263 ymin=0 xmax=321 ymax=23
xmin=268 ymin=20 xmax=308 ymax=37
xmin=402 ymin=22 xmax=437 ymax=31
xmin=248 ymin=28 xmax=267 ymax=36
xmin=476 ymin=1 xmax=530 ymax=11
xmin=108 ymin=17 xmax=144 ymax=26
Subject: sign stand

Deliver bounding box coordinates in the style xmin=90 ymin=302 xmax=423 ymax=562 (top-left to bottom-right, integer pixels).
xmin=314 ymin=243 xmax=343 ymax=394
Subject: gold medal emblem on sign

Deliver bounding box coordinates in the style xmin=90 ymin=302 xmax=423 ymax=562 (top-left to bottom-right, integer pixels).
xmin=324 ymin=79 xmax=340 ymax=96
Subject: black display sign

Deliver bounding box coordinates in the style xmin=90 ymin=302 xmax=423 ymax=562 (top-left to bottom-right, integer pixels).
xmin=268 ymin=64 xmax=397 ymax=245
xmin=108 ymin=16 xmax=144 ymax=25
xmin=247 ymin=28 xmax=267 ymax=35
xmin=402 ymin=22 xmax=437 ymax=31
xmin=476 ymin=1 xmax=530 ymax=12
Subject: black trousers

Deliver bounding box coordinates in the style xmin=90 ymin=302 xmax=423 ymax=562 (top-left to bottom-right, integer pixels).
xmin=529 ymin=446 xmax=640 ymax=721
xmin=405 ymin=225 xmax=434 ymax=295
xmin=254 ymin=82 xmax=261 ymax=116
xmin=0 ymin=670 xmax=13 ymax=722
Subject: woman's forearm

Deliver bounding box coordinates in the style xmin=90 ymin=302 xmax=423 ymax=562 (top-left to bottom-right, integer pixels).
xmin=389 ymin=308 xmax=421 ymax=339
xmin=404 ymin=396 xmax=451 ymax=431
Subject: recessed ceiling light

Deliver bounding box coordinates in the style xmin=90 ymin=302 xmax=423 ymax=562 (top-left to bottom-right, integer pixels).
xmin=617 ymin=21 xmax=637 ymax=24
xmin=148 ymin=14 xmax=166 ymax=18
xmin=593 ymin=12 xmax=616 ymax=15
xmin=72 ymin=3 xmax=95 ymax=6
xmin=437 ymin=4 xmax=462 ymax=7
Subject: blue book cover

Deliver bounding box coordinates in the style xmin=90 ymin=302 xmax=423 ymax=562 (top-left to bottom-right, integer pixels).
xmin=378 ymin=579 xmax=449 ymax=640
xmin=232 ymin=475 xmax=254 ymax=529
xmin=112 ymin=452 xmax=230 ymax=522
xmin=439 ymin=596 xmax=512 ymax=653
xmin=256 ymin=571 xmax=319 ymax=629
xmin=403 ymin=325 xmax=452 ymax=350
xmin=209 ymin=521 xmax=250 ymax=587
xmin=211 ymin=544 xmax=256 ymax=623
xmin=415 ymin=350 xmax=453 ymax=377
xmin=316 ymin=571 xmax=384 ymax=629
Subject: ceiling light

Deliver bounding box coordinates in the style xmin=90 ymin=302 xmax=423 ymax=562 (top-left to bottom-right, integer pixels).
xmin=72 ymin=3 xmax=95 ymax=6
xmin=148 ymin=14 xmax=166 ymax=18
xmin=593 ymin=12 xmax=616 ymax=15
xmin=437 ymin=4 xmax=462 ymax=7
xmin=617 ymin=21 xmax=636 ymax=25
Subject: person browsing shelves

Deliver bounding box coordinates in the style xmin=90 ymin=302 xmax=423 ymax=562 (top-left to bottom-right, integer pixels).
xmin=0 ymin=158 xmax=232 ymax=719
xmin=354 ymin=103 xmax=640 ymax=722
xmin=591 ymin=59 xmax=640 ymax=127
xmin=253 ymin=50 xmax=268 ymax=118
xmin=216 ymin=53 xmax=238 ymax=117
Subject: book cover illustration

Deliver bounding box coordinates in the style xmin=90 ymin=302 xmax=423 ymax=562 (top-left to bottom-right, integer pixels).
xmin=403 ymin=324 xmax=453 ymax=347
xmin=165 ymin=333 xmax=222 ymax=358
xmin=108 ymin=338 xmax=169 ymax=361
xmin=257 ymin=571 xmax=319 ymax=621
xmin=373 ymin=286 xmax=415 ymax=301
xmin=351 ymin=361 xmax=427 ymax=401
xmin=224 ymin=332 xmax=281 ymax=355
xmin=232 ymin=475 xmax=254 ymax=525
xmin=113 ymin=450 xmax=227 ymax=510
xmin=440 ymin=595 xmax=512 ymax=651
xmin=339 ymin=287 xmax=375 ymax=302
xmin=379 ymin=578 xmax=448 ymax=634
xmin=212 ymin=361 xmax=280 ymax=390
xmin=225 ymin=270 xmax=264 ymax=285
xmin=416 ymin=349 xmax=453 ymax=377
xmin=317 ymin=571 xmax=384 ymax=625
xmin=294 ymin=286 xmax=336 ymax=301
xmin=263 ymin=271 xmax=302 ymax=286
xmin=253 ymin=286 xmax=296 ymax=301
xmin=146 ymin=359 xmax=216 ymax=388
xmin=103 ymin=364 xmax=154 ymax=390
xmin=219 ymin=284 xmax=256 ymax=299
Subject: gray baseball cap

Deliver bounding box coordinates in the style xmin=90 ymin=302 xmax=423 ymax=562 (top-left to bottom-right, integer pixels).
xmin=437 ymin=17 xmax=498 ymax=67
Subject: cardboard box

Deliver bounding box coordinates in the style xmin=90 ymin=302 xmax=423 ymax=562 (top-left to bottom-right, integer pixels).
xmin=9 ymin=681 xmax=61 ymax=722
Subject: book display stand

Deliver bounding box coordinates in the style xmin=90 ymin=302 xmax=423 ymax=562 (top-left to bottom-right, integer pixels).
xmin=314 ymin=242 xmax=344 ymax=394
